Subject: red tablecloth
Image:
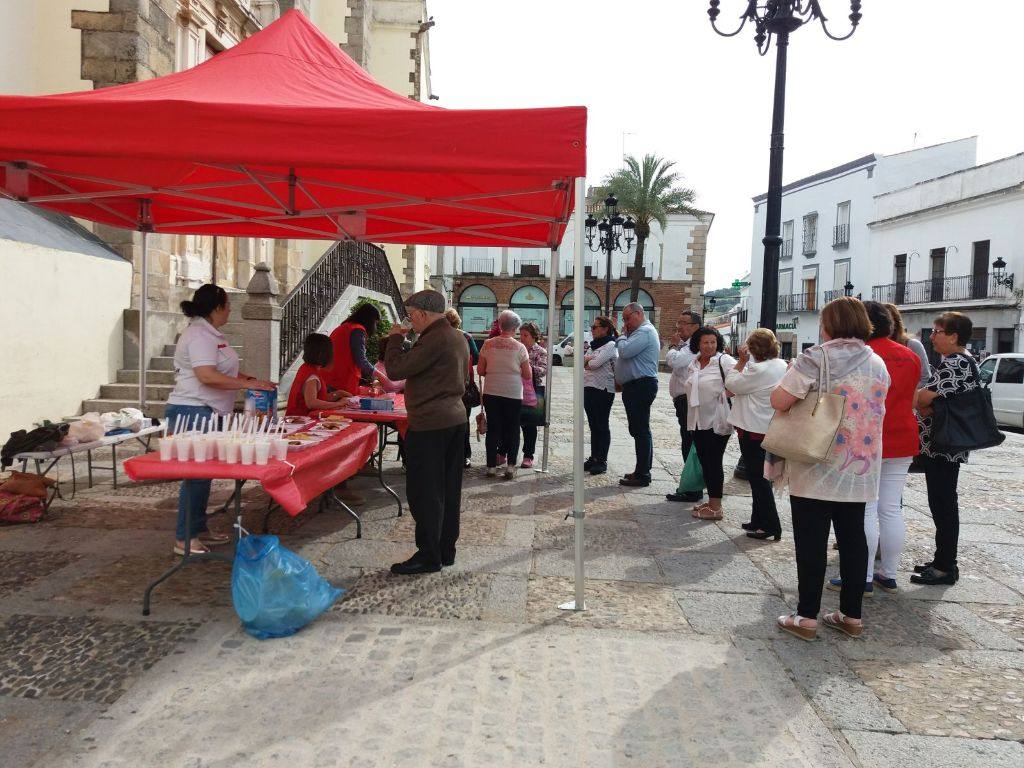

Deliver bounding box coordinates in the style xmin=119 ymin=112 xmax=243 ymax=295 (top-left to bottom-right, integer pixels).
xmin=318 ymin=394 xmax=409 ymax=438
xmin=123 ymin=423 xmax=377 ymax=516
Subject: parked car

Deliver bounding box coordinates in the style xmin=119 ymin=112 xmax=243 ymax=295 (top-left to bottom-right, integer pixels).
xmin=978 ymin=353 xmax=1024 ymax=428
xmin=551 ymin=332 xmax=592 ymax=366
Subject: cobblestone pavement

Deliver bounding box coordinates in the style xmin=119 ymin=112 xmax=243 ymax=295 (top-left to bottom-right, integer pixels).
xmin=2 ymin=369 xmax=1023 ymax=767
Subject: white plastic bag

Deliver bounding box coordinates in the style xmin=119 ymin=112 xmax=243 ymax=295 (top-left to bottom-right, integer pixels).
xmin=712 ymin=391 xmax=733 ymax=437
xmin=100 ymin=408 xmax=143 ymax=432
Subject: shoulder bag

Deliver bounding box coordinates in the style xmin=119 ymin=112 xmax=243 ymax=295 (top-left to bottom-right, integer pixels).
xmin=762 ymin=347 xmax=846 ymax=464
xmin=930 ymin=355 xmax=1005 ymax=454
xmin=711 ymin=357 xmax=733 ymax=436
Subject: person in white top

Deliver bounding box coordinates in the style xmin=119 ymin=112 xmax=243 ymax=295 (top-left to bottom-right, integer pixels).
xmin=725 ymin=329 xmax=788 ymax=541
xmin=165 ymin=284 xmax=275 ymax=557
xmin=477 ymin=310 xmax=532 ymax=479
xmin=582 ymin=315 xmax=619 ymax=475
xmin=684 ymin=327 xmax=736 ymax=520
xmin=665 ymin=310 xmax=701 ymax=503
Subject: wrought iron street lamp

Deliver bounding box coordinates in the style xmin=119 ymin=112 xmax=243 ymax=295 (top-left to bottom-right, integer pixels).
xmin=843 ymin=280 xmax=854 ymax=297
xmin=993 ymin=257 xmax=1015 ymax=290
xmin=702 ymin=295 xmax=717 ymax=319
xmin=585 ymin=193 xmax=635 ymax=316
xmin=708 ymin=1 xmax=862 ymax=332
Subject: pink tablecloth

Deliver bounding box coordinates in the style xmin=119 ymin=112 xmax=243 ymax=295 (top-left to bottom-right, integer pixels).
xmin=318 ymin=394 xmax=409 ymax=438
xmin=123 ymin=423 xmax=377 ymax=516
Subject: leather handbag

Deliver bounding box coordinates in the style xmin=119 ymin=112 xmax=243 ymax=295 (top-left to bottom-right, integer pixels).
xmin=930 ymin=355 xmax=1005 ymax=454
xmin=762 ymin=347 xmax=846 ymax=464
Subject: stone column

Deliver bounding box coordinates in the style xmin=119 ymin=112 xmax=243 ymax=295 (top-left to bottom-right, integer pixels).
xmin=242 ymin=263 xmax=283 ymax=383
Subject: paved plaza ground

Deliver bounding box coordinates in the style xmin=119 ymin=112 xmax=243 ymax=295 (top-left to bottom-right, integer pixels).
xmin=2 ymin=368 xmax=1023 ymax=767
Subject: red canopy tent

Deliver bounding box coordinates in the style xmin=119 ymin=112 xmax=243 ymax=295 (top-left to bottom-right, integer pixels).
xmin=0 ymin=9 xmax=590 ymax=610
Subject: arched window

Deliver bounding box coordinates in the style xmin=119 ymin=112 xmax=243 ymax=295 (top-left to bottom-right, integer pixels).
xmin=560 ymin=288 xmax=601 ymax=337
xmin=509 ymin=285 xmax=549 ymax=334
xmin=457 ymin=284 xmax=498 ymax=334
xmin=614 ymin=288 xmax=655 ymax=315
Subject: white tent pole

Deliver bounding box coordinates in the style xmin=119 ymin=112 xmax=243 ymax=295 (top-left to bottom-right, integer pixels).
xmin=560 ymin=176 xmax=586 ymax=612
xmin=540 ymin=245 xmax=557 ymax=472
xmin=138 ymin=200 xmax=151 ymax=414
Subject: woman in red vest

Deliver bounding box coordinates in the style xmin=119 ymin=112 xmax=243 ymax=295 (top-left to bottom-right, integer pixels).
xmin=326 ymin=303 xmax=382 ymax=394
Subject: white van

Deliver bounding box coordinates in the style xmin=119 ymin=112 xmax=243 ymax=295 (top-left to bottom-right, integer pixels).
xmin=978 ymin=353 xmax=1024 ymax=428
xmin=551 ymin=331 xmax=593 ymax=366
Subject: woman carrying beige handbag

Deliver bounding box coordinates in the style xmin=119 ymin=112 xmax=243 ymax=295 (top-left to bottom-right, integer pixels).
xmin=768 ymin=297 xmax=890 ymax=642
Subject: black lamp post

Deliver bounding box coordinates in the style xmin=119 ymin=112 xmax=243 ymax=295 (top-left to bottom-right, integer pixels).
xmin=702 ymin=295 xmax=717 ymax=320
xmin=708 ymin=1 xmax=861 ymax=332
xmin=843 ymin=280 xmax=854 ymax=297
xmin=993 ymin=257 xmax=1015 ymax=290
xmin=585 ymin=193 xmax=635 ymax=316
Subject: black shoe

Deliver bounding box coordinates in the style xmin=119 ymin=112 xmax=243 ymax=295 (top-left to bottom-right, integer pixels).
xmin=464 ymin=459 xmax=472 ymax=469
xmin=619 ymin=475 xmax=651 ymax=487
xmin=667 ymin=491 xmax=702 ymax=503
xmin=909 ymin=566 xmax=958 ymax=585
xmin=588 ymin=462 xmax=607 ymax=475
xmin=441 ymin=549 xmax=456 ymax=567
xmin=390 ymin=556 xmax=441 ymax=575
xmin=746 ymin=530 xmax=782 ymax=542
xmin=584 ymin=457 xmax=595 ymax=470
xmin=740 ymin=522 xmax=756 ymax=530
xmin=912 ymin=561 xmax=934 ymax=573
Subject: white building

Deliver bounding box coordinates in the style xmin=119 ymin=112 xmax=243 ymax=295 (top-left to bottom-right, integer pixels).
xmin=742 ymin=138 xmax=978 ymax=357
xmin=868 ymin=152 xmax=1024 ymax=357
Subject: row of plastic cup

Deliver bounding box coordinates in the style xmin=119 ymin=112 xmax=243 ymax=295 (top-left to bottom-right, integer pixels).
xmin=159 ymin=434 xmax=289 ymax=465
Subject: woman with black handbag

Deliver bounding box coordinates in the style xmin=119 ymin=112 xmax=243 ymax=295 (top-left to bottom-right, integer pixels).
xmin=912 ymin=311 xmax=1001 ymax=585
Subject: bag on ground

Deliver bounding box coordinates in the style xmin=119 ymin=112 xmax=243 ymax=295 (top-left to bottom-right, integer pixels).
xmin=231 ymin=535 xmax=343 ymax=640
xmin=677 ymin=445 xmax=704 ymax=494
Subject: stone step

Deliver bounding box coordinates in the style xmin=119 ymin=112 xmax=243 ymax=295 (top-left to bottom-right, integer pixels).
xmin=150 ymin=356 xmax=175 ymax=371
xmin=117 ymin=369 xmax=176 ymax=385
xmin=81 ymin=398 xmax=166 ymax=419
xmin=100 ymin=383 xmax=175 ymax=401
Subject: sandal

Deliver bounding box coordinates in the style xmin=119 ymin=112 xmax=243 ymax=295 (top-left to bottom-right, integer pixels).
xmin=199 ymin=531 xmax=232 ymax=546
xmin=777 ymin=613 xmax=817 ymax=641
xmin=822 ymin=610 xmax=863 ymax=638
xmin=694 ymin=506 xmax=723 ymax=521
xmin=173 ymin=539 xmax=210 ymax=556
xmin=691 ymin=502 xmax=712 ymax=518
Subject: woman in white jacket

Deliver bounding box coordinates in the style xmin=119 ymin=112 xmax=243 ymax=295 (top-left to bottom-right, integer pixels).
xmin=725 ymin=329 xmax=789 ymax=541
xmin=582 ymin=316 xmax=618 ymax=475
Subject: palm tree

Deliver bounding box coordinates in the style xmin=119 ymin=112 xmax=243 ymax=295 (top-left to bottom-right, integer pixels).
xmin=600 ymin=154 xmax=699 ymax=303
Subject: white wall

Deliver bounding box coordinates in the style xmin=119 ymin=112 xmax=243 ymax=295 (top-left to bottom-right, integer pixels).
xmin=0 ymin=0 xmax=109 ymax=96
xmin=0 ymin=241 xmax=131 ymax=436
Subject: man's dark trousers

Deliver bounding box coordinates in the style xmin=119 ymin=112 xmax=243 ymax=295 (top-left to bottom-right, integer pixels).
xmin=672 ymin=394 xmax=693 ymax=460
xmin=621 ymin=376 xmax=658 ymax=479
xmin=404 ymin=422 xmax=467 ymax=566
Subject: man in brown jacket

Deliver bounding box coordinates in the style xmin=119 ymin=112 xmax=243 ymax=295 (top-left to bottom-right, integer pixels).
xmin=383 ymin=289 xmax=469 ymax=574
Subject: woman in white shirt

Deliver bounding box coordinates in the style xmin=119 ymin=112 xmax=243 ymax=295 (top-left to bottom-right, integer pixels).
xmin=582 ymin=316 xmax=618 ymax=475
xmin=684 ymin=327 xmax=736 ymax=520
xmin=166 ymin=284 xmax=275 ymax=557
xmin=725 ymin=329 xmax=788 ymax=541
xmin=477 ymin=310 xmax=532 ymax=479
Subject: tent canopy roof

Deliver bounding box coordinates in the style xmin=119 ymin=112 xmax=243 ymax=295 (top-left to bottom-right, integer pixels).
xmin=0 ymin=10 xmax=585 ymax=247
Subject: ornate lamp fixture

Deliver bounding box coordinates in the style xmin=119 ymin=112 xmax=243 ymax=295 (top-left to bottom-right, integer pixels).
xmin=585 ymin=193 xmax=635 ymax=315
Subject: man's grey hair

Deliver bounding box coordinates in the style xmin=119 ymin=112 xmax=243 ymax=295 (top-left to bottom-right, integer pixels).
xmin=498 ymin=309 xmax=522 ymax=332
xmin=623 ymin=302 xmax=645 ymax=318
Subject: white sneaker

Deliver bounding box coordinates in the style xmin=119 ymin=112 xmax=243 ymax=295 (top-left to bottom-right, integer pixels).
xmin=486 ymin=467 xmax=498 ymax=477
xmin=504 ymin=466 xmax=517 ymax=480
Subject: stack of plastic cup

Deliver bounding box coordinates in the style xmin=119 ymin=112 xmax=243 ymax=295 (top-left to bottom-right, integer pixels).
xmin=159 ymin=436 xmax=175 ymax=461
xmin=271 ymin=437 xmax=288 ymax=461
xmin=217 ymin=435 xmax=231 ymax=462
xmin=175 ymin=435 xmax=191 ymax=462
xmin=192 ymin=434 xmax=209 ymax=462
xmin=254 ymin=439 xmax=271 ymax=466
xmin=225 ymin=439 xmax=240 ymax=464
xmin=240 ymin=442 xmax=255 ymax=465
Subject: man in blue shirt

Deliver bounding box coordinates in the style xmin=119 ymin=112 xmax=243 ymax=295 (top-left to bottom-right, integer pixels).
xmin=615 ymin=302 xmax=661 ymax=487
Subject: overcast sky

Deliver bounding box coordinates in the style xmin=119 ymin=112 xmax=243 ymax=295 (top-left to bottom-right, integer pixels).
xmin=427 ymin=0 xmax=1021 ymax=290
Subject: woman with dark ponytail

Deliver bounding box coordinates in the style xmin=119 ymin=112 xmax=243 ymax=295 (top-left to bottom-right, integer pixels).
xmin=166 ymin=283 xmax=276 ymax=556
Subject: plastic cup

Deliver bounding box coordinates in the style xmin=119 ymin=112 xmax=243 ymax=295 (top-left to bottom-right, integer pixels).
xmin=217 ymin=437 xmax=231 ymax=462
xmin=225 ymin=440 xmax=240 ymax=464
xmin=159 ymin=436 xmax=174 ymax=461
xmin=192 ymin=436 xmax=209 ymax=462
xmin=271 ymin=438 xmax=288 ymax=461
xmin=254 ymin=440 xmax=271 ymax=466
xmin=239 ymin=442 xmax=255 ymax=465
xmin=175 ymin=437 xmax=191 ymax=462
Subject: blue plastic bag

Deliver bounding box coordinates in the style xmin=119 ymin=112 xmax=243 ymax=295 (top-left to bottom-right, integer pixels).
xmin=231 ymin=535 xmax=343 ymax=640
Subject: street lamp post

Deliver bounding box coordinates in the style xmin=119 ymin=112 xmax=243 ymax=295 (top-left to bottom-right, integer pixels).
xmin=708 ymin=1 xmax=861 ymax=332
xmin=585 ymin=194 xmax=635 ymax=317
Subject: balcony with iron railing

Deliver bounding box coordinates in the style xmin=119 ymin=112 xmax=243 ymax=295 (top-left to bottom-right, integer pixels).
xmin=777 ymin=292 xmax=819 ymax=313
xmin=459 ymin=257 xmax=495 ymax=275
xmin=872 ymin=272 xmax=1015 ymax=306
xmin=562 ymin=258 xmax=597 ymax=278
xmin=823 ymin=288 xmax=848 ymax=302
xmin=833 ymin=224 xmax=850 ymax=248
xmin=279 ymin=240 xmax=404 ymax=373
xmin=619 ymin=262 xmax=655 ymax=279
xmin=802 ymin=238 xmax=817 ymax=257
xmin=781 ymin=239 xmax=794 ymax=259
xmin=513 ymin=258 xmax=547 ymax=277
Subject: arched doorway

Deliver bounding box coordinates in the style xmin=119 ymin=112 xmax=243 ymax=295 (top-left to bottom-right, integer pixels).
xmin=509 ymin=285 xmax=549 ymax=334
xmin=560 ymin=288 xmax=601 ymax=337
xmin=458 ymin=284 xmax=498 ymax=334
xmin=614 ymin=288 xmax=655 ymax=317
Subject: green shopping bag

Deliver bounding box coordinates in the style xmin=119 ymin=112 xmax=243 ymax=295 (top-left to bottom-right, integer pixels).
xmin=676 ymin=445 xmax=704 ymax=494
